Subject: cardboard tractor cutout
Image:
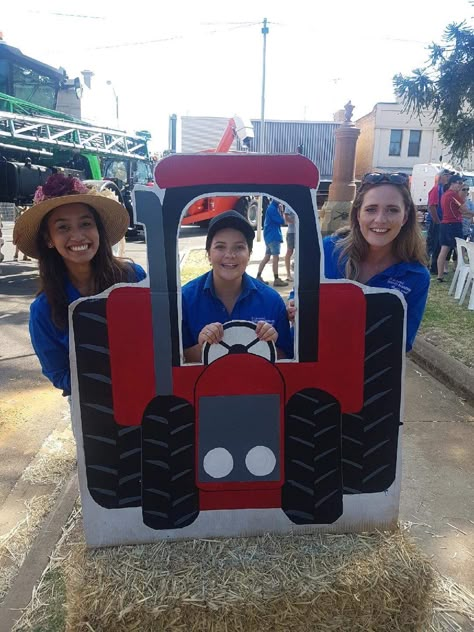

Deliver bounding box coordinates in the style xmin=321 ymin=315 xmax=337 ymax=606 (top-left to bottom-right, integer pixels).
xmin=70 ymin=154 xmax=406 ymax=547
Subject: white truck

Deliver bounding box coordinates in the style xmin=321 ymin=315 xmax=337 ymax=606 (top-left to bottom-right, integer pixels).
xmin=410 ymin=163 xmax=474 ymax=211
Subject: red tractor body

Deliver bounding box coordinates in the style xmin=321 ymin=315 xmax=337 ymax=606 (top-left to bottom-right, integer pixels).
xmin=71 ymin=153 xmax=404 ymax=533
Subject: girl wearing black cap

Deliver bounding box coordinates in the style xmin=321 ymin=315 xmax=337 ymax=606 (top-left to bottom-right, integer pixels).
xmin=181 ymin=211 xmax=293 ymax=363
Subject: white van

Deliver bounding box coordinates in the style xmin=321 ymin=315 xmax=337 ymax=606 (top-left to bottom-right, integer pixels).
xmin=410 ymin=163 xmax=474 ymax=210
xmin=410 ymin=163 xmax=454 ymax=210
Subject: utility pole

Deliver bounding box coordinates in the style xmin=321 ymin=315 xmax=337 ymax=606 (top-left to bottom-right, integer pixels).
xmin=257 ymin=17 xmax=269 ymax=242
xmin=260 ymin=17 xmax=269 ymax=154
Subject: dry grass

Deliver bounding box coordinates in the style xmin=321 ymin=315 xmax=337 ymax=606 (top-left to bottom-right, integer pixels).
xmin=12 ymin=503 xmax=81 ymax=632
xmin=0 ymin=495 xmax=52 ymax=603
xmin=180 ymin=248 xmax=208 ymax=286
xmin=0 ymin=425 xmax=76 ymax=604
xmin=12 ymin=519 xmax=440 ymax=632
xmin=431 ymin=576 xmax=474 ymax=631
xmin=22 ymin=427 xmax=76 ymax=486
xmin=11 ymin=512 xmax=474 ymax=632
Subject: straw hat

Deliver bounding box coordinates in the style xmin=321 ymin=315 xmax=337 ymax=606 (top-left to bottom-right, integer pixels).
xmin=13 ymin=173 xmax=130 ymax=259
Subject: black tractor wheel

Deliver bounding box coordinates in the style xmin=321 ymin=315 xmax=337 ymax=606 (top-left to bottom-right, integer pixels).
xmin=341 ymin=292 xmax=404 ymax=494
xmin=235 ymin=196 xmax=260 ymax=229
xmin=246 ymin=199 xmax=260 ymax=228
xmin=73 ymin=298 xmax=142 ymax=509
xmin=282 ymin=388 xmax=343 ymax=525
xmin=141 ymin=395 xmax=199 ymax=530
xmin=234 ymin=196 xmax=250 ymax=219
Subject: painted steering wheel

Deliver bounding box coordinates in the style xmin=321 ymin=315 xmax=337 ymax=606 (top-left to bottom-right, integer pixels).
xmin=202 ymin=320 xmax=277 ymax=365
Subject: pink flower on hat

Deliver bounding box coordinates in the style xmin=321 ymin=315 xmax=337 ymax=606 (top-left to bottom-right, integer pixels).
xmin=33 ymin=173 xmax=89 ymax=204
xmin=71 ymin=178 xmax=90 ymax=194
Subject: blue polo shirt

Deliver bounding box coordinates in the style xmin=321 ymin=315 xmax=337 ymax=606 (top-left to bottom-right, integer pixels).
xmin=322 ymin=236 xmax=429 ymax=352
xmin=29 ymin=262 xmax=146 ymax=395
xmin=182 ymin=271 xmax=293 ymax=358
xmin=263 ymin=200 xmax=285 ymax=244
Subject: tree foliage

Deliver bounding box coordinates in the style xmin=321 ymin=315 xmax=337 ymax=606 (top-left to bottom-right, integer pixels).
xmin=393 ymin=21 xmax=474 ymax=164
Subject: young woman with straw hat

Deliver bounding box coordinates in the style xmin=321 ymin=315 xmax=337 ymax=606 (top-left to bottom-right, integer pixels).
xmin=13 ymin=173 xmax=146 ymax=395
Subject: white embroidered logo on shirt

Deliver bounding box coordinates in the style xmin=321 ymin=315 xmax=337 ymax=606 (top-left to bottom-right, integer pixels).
xmin=386 ymin=278 xmax=411 ymax=295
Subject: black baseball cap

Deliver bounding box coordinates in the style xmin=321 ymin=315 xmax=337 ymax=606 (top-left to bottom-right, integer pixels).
xmin=205 ymin=210 xmax=255 ymax=251
xmin=448 ymin=174 xmax=464 ymax=186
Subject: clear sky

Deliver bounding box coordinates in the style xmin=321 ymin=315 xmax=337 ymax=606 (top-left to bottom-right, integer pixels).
xmin=2 ymin=0 xmax=472 ymax=152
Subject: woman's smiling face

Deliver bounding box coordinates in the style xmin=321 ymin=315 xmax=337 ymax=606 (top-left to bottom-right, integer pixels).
xmin=357 ymin=184 xmax=408 ymax=251
xmin=46 ymin=203 xmax=99 ymax=268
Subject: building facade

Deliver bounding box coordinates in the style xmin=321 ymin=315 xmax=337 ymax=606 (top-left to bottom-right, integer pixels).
xmin=180 ymin=116 xmax=340 ymax=180
xmin=354 ymin=100 xmax=474 ymax=177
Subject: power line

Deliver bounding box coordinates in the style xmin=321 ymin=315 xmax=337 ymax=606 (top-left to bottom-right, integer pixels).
xmin=83 ymin=21 xmax=260 ymax=51
xmin=204 ymin=21 xmax=261 ymax=36
xmin=86 ymin=34 xmax=184 ymax=50
xmin=27 ymin=10 xmax=105 ymax=19
xmin=200 ymin=21 xmax=261 ymax=25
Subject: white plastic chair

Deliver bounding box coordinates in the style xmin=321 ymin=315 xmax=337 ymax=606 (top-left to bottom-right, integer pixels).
xmin=449 ymin=237 xmax=470 ymax=299
xmin=459 ymin=241 xmax=474 ymax=310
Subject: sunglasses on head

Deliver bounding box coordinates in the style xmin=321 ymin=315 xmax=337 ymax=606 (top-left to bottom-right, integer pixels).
xmin=361 ymin=172 xmax=409 ymax=186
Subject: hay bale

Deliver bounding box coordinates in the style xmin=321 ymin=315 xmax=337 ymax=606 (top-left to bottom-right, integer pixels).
xmin=64 ymin=527 xmax=436 ymax=632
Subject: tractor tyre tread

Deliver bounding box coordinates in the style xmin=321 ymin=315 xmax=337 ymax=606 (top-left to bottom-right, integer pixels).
xmin=142 ymin=395 xmax=199 ymax=530
xmin=73 ymin=298 xmax=141 ymax=509
xmin=282 ymin=388 xmax=343 ymax=525
xmin=341 ymin=293 xmax=404 ymax=494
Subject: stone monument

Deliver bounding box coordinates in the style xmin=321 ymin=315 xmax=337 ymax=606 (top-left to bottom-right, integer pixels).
xmin=319 ymin=101 xmax=360 ymax=235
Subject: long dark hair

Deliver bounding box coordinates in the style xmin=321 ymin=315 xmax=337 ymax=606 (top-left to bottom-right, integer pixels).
xmin=36 ymin=205 xmax=135 ymax=329
xmin=337 ymin=182 xmax=428 ymax=279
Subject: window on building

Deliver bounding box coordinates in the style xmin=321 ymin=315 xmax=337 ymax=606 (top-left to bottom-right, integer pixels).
xmin=389 ymin=129 xmax=403 ymax=156
xmin=408 ymin=130 xmax=421 ymax=157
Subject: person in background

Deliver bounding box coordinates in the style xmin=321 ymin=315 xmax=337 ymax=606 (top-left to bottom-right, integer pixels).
xmin=289 ymin=172 xmax=429 ymax=352
xmin=426 ymin=169 xmax=452 ymax=274
xmin=182 ymin=210 xmax=292 ymax=363
xmin=13 ymin=173 xmax=146 ymax=395
xmin=13 ymin=207 xmax=31 ymax=261
xmin=284 ymin=207 xmax=296 ymax=282
xmin=436 ymin=175 xmax=469 ymax=282
xmin=256 ymin=198 xmax=288 ymax=287
xmin=459 ymin=185 xmax=474 ymax=240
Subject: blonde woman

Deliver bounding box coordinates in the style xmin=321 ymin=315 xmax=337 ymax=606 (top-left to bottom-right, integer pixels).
xmin=325 ymin=172 xmax=429 ymax=351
